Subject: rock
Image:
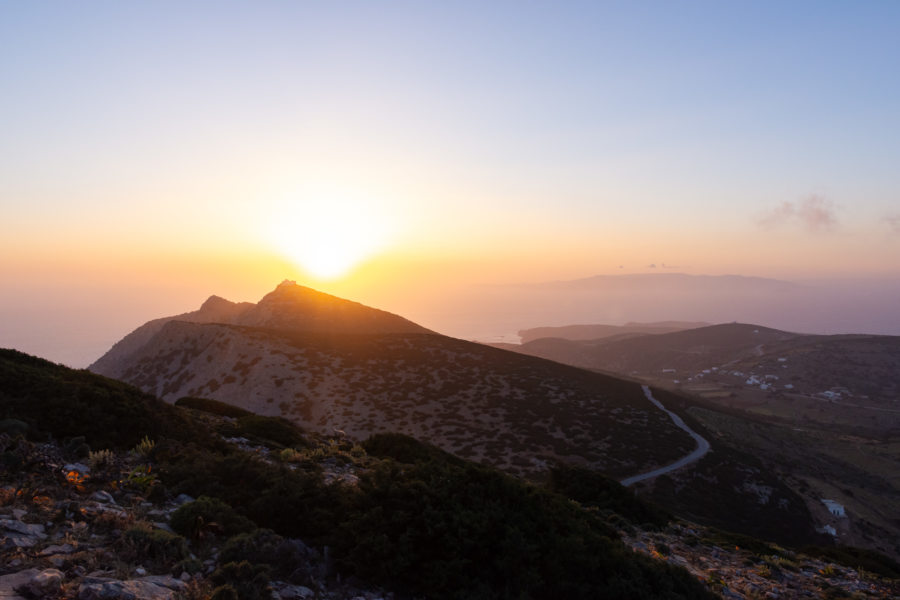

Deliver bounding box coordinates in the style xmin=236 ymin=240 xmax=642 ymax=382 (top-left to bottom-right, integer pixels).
xmin=273 ymin=584 xmax=315 ymax=599
xmin=78 ymin=577 xmax=184 ymax=600
xmin=92 ymin=491 xmax=116 ymax=504
xmin=134 ymin=567 xmax=147 ymax=576
xmin=40 ymin=542 xmax=77 ymax=555
xmin=0 ymin=568 xmax=40 ymax=600
xmin=152 ymin=522 xmax=173 ymax=533
xmin=64 ymin=463 xmax=91 ymax=475
xmin=24 ymin=569 xmax=64 ymax=597
xmin=136 ymin=576 xmax=186 ymax=591
xmin=174 ymin=494 xmax=194 ymax=505
xmin=47 ymin=555 xmax=68 ymax=568
xmin=1 ymin=519 xmax=47 ymax=548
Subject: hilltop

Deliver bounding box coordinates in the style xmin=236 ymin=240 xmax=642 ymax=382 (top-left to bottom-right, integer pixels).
xmin=91 ymin=281 xmax=430 ymax=377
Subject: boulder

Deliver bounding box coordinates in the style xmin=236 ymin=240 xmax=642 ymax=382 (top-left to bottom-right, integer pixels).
xmin=77 ymin=577 xmax=184 ymax=600
xmin=64 ymin=463 xmax=91 ymax=475
xmin=1 ymin=519 xmax=47 ymax=549
xmin=23 ymin=569 xmax=64 ymax=597
xmin=272 ymin=584 xmax=315 ymax=599
xmin=0 ymin=568 xmax=40 ymax=600
xmin=40 ymin=542 xmax=77 ymax=555
xmin=91 ymin=491 xmax=116 ymax=504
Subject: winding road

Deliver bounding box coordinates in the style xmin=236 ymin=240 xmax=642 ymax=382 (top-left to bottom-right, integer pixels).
xmin=620 ymin=385 xmax=711 ymax=487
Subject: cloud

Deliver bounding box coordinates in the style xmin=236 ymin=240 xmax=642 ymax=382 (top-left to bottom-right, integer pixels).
xmin=884 ymin=213 xmax=900 ymax=234
xmin=759 ymin=195 xmax=837 ymax=232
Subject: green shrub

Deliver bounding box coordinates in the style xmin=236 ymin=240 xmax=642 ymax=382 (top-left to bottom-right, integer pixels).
xmin=548 ymin=464 xmax=670 ymax=528
xmin=235 ymin=416 xmax=307 ymax=449
xmin=118 ymin=524 xmax=188 ymax=569
xmin=170 ymin=496 xmax=255 ymax=540
xmin=219 ymin=529 xmax=305 ymax=580
xmin=132 ymin=435 xmax=156 ymax=457
xmin=210 ymin=561 xmax=270 ymax=600
xmin=334 ymin=458 xmax=713 ymax=600
xmin=175 ymin=397 xmax=253 ymax=419
xmin=362 ymin=432 xmax=464 ymax=465
xmin=209 ymin=585 xmax=239 ymax=600
xmin=278 ymin=448 xmax=303 ymax=463
xmin=174 ymin=558 xmax=203 ymax=576
xmin=88 ymin=448 xmax=115 ymax=469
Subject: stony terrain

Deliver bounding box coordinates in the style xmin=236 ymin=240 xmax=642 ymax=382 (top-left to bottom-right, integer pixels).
xmin=622 ymin=523 xmax=900 ymax=599
xmin=0 ymin=433 xmax=387 ymax=600
xmin=4 ymin=431 xmax=898 ymax=600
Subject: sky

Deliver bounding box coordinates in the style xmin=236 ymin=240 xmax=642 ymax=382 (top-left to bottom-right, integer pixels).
xmin=2 ymin=1 xmax=900 ymax=366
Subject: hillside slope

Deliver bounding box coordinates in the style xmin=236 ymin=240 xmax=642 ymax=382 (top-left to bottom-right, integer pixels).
xmin=92 ymin=320 xmax=695 ymax=478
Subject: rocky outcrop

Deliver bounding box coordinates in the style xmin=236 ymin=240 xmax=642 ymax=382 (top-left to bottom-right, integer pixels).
xmin=622 ymin=524 xmax=900 ymax=599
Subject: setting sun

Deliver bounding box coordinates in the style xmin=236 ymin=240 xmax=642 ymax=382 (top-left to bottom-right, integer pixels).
xmin=266 ymin=186 xmax=397 ymax=280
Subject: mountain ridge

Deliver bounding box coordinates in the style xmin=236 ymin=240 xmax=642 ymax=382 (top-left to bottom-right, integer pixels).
xmin=87 ymin=282 xmax=705 ymax=479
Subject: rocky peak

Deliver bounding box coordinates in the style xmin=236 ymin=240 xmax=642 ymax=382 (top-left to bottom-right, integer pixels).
xmin=236 ymin=281 xmax=431 ymax=335
xmin=198 ymin=295 xmax=232 ymax=312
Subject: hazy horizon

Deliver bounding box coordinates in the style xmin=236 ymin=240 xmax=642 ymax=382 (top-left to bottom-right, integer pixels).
xmin=4 ymin=271 xmax=900 ymax=369
xmin=2 ymin=2 xmax=899 ymax=366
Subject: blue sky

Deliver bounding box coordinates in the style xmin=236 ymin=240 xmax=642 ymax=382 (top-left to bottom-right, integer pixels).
xmin=2 ymin=1 xmax=900 ymax=364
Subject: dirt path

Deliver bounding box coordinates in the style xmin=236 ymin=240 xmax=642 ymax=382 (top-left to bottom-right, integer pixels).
xmin=620 ymin=385 xmax=711 ymax=487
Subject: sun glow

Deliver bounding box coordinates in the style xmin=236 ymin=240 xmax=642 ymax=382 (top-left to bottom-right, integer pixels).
xmin=267 ymin=186 xmax=397 ymax=280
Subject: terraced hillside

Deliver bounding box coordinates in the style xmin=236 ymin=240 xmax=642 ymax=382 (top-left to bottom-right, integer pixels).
xmin=89 ymin=284 xmax=694 ymax=479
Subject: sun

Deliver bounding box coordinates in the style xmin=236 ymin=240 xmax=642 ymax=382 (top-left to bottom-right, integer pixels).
xmin=267 ymin=187 xmax=395 ymax=280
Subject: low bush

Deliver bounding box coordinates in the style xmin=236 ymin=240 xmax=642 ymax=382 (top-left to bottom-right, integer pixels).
xmin=118 ymin=523 xmax=188 ymax=570
xmin=170 ymin=496 xmax=255 ymax=541
xmin=219 ymin=529 xmax=306 ymax=580
xmin=548 ymin=464 xmax=670 ymax=528
xmin=362 ymin=432 xmax=464 ymax=465
xmin=235 ymin=416 xmax=307 ymax=449
xmin=210 ymin=561 xmax=271 ymax=600
xmin=175 ymin=397 xmax=253 ymax=419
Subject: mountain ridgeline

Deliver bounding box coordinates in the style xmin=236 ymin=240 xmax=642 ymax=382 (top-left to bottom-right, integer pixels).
xmin=89 ymin=282 xmax=693 ymax=479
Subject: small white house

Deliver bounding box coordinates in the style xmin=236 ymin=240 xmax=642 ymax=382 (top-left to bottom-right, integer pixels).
xmin=821 ymin=499 xmax=846 ymax=517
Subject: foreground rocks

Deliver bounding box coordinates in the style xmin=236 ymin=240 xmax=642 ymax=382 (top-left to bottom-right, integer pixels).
xmin=3 ymin=431 xmax=898 ymax=599
xmin=622 ymin=523 xmax=900 ymax=599
xmin=0 ymin=435 xmax=390 ymax=600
